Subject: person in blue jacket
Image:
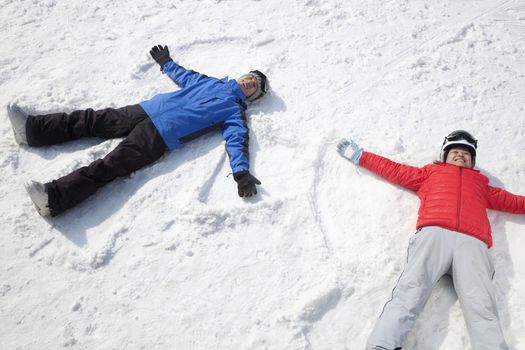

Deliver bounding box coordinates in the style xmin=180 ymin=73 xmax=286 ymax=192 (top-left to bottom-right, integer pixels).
xmin=7 ymin=45 xmax=269 ymax=217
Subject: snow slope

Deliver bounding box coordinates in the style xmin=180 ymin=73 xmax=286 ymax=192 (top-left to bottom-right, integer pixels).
xmin=1 ymin=0 xmax=525 ymax=349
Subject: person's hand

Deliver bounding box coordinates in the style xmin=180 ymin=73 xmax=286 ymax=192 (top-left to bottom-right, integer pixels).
xmin=233 ymin=171 xmax=261 ymax=198
xmin=150 ymin=45 xmax=172 ymax=69
xmin=337 ymin=138 xmax=363 ymax=165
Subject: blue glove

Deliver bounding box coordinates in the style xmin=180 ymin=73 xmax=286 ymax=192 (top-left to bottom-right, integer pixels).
xmin=337 ymin=138 xmax=363 ymax=165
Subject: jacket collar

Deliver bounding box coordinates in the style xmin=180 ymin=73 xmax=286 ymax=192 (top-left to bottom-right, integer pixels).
xmin=440 ymin=162 xmax=480 ymax=173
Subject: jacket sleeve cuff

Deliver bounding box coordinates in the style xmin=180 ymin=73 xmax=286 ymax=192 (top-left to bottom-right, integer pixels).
xmin=232 ymin=166 xmax=249 ymax=174
xmin=160 ymin=58 xmax=175 ymax=71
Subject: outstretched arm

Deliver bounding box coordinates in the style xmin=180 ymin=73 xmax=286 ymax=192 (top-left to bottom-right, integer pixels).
xmin=222 ymin=110 xmax=261 ymax=198
xmin=149 ymin=45 xmax=207 ymax=88
xmin=337 ymin=138 xmax=427 ymax=191
xmin=487 ymin=186 xmax=525 ymax=214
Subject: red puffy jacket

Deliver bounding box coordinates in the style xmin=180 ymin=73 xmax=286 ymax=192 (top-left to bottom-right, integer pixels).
xmin=360 ymin=151 xmax=525 ymax=247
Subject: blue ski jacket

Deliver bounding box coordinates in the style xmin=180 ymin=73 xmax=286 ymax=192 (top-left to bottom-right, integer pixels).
xmin=139 ymin=61 xmax=250 ymax=174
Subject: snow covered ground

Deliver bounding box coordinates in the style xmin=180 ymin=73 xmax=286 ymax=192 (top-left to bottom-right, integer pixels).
xmin=1 ymin=0 xmax=525 ymax=349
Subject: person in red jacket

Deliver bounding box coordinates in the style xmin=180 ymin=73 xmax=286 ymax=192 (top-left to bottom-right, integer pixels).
xmin=337 ymin=130 xmax=524 ymax=350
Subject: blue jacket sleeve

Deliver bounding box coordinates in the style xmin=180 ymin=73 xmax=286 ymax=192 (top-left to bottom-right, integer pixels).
xmin=162 ymin=61 xmax=207 ymax=88
xmin=221 ymin=109 xmax=250 ymax=174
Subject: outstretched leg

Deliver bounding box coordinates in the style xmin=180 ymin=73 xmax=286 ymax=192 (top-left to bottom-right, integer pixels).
xmin=45 ymin=117 xmax=167 ymax=216
xmin=366 ymin=227 xmax=454 ymax=350
xmin=26 ymin=104 xmax=148 ymax=146
xmin=452 ymin=234 xmax=509 ymax=350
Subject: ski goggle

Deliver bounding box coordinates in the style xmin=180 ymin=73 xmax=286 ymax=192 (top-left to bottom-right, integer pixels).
xmin=443 ymin=130 xmax=478 ymax=148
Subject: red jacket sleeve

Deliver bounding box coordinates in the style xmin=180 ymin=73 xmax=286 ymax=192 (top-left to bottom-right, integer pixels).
xmin=359 ymin=151 xmax=428 ymax=191
xmin=487 ymin=186 xmax=525 ymax=214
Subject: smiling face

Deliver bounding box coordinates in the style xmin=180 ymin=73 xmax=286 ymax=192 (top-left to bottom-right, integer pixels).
xmin=237 ymin=74 xmax=259 ymax=98
xmin=445 ymin=147 xmax=473 ymax=168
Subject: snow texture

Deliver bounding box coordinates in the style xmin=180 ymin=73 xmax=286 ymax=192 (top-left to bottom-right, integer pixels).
xmin=1 ymin=0 xmax=525 ymax=349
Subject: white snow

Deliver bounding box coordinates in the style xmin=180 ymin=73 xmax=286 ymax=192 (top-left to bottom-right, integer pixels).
xmin=1 ymin=0 xmax=525 ymax=349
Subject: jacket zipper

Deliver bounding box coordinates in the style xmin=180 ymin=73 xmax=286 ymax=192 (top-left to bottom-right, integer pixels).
xmin=456 ymin=167 xmax=462 ymax=231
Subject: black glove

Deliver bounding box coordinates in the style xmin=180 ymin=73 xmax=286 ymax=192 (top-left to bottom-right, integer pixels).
xmin=233 ymin=171 xmax=261 ymax=198
xmin=150 ymin=45 xmax=173 ymax=70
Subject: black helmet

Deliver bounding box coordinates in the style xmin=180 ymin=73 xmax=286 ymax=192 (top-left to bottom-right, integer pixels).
xmin=440 ymin=130 xmax=478 ymax=166
xmin=246 ymin=70 xmax=269 ymax=102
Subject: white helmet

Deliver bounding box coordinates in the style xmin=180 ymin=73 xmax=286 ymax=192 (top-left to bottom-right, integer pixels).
xmin=440 ymin=130 xmax=477 ymax=167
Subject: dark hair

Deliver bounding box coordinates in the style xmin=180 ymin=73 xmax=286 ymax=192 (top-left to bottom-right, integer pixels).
xmin=443 ymin=144 xmax=474 ymax=160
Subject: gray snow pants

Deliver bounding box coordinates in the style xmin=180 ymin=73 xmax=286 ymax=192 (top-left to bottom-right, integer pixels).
xmin=366 ymin=226 xmax=509 ymax=350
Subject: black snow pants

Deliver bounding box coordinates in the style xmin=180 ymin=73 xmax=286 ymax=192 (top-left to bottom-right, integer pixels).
xmin=26 ymin=105 xmax=168 ymax=216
